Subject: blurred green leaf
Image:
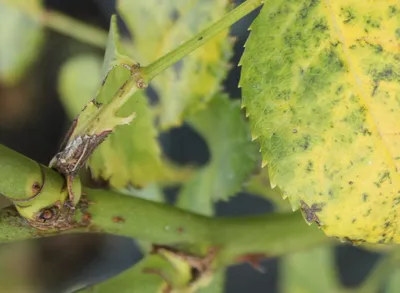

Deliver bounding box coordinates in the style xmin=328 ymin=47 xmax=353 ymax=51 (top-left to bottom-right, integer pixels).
xmin=281 ymin=245 xmax=341 ymax=293
xmin=58 ymin=19 xmax=192 ymax=190
xmin=385 ymin=268 xmax=400 ymax=293
xmin=100 ymin=15 xmax=132 ymax=80
xmin=79 ymin=251 xmax=219 ymax=293
xmin=0 ymin=0 xmax=44 ymax=85
xmin=244 ymin=166 xmax=292 ymax=212
xmin=117 ymin=0 xmax=233 ymax=128
xmin=119 ymin=183 xmax=165 ymax=203
xmin=58 ymin=54 xmax=103 ymax=118
xmin=197 ymin=269 xmax=225 ymax=293
xmin=177 ymin=95 xmax=259 ymax=215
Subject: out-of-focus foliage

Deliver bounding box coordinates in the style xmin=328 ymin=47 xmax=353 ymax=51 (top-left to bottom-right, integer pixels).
xmin=58 ymin=55 xmax=103 ymax=118
xmin=177 ymin=94 xmax=259 ymax=215
xmin=281 ymin=245 xmax=341 ymax=293
xmin=117 ymin=0 xmax=233 ymax=129
xmin=244 ymin=166 xmax=291 ymax=211
xmin=386 ymin=268 xmax=400 ymax=293
xmin=0 ymin=0 xmax=44 ymax=85
xmin=240 ymin=0 xmax=400 ymax=243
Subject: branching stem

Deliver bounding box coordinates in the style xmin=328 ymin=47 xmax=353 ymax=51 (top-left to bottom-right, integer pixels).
xmin=142 ymin=0 xmax=264 ymax=82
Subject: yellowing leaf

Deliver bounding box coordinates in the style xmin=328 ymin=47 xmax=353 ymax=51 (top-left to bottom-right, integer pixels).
xmin=90 ymin=89 xmax=191 ymax=188
xmin=0 ymin=0 xmax=44 ymax=85
xmin=117 ymin=0 xmax=233 ymax=128
xmin=177 ymin=95 xmax=259 ymax=215
xmin=240 ymin=1 xmax=400 ymax=243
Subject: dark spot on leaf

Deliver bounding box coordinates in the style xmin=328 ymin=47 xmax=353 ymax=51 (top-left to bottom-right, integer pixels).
xmin=364 ymin=209 xmax=372 ymax=217
xmin=348 ymin=181 xmax=353 ymax=185
xmin=363 ymin=193 xmax=369 ymax=202
xmin=306 ymin=161 xmax=314 ymax=172
xmin=341 ymin=7 xmax=356 ymax=24
xmin=198 ymin=36 xmax=203 ymax=41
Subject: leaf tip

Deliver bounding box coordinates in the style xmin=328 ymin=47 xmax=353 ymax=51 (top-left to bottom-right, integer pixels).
xmin=261 ymin=159 xmax=268 ymax=168
xmin=119 ymin=112 xmax=136 ymax=125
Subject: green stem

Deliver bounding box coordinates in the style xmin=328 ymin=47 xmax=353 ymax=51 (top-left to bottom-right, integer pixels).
xmin=212 ymin=213 xmax=330 ymax=266
xmin=41 ymin=10 xmax=108 ymax=48
xmin=142 ymin=0 xmax=264 ymax=82
xmin=1 ymin=0 xmax=107 ymax=48
xmin=0 ymin=188 xmax=329 ymax=264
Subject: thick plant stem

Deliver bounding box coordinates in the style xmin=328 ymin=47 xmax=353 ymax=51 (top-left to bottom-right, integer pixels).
xmin=0 ymin=0 xmax=107 ymax=48
xmin=0 ymin=188 xmax=330 ymax=264
xmin=142 ymin=0 xmax=264 ymax=82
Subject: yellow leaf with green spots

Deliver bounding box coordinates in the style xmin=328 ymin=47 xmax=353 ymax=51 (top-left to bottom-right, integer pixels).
xmin=117 ymin=0 xmax=233 ymax=128
xmin=240 ymin=0 xmax=400 ymax=243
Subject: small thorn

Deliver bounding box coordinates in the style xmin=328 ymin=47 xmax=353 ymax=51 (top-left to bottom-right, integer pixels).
xmin=261 ymin=159 xmax=268 ymax=168
xmin=119 ymin=112 xmax=136 ymax=125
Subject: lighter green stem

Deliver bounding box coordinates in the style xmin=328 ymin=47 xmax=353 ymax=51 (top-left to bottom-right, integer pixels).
xmin=41 ymin=10 xmax=108 ymax=48
xmin=142 ymin=0 xmax=264 ymax=82
xmin=0 ymin=0 xmax=108 ymax=48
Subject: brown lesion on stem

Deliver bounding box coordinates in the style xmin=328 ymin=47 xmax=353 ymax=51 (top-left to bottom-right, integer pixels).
xmin=50 ymin=128 xmax=111 ymax=207
xmin=12 ymin=164 xmax=46 ymax=204
xmin=9 ymin=197 xmax=93 ymax=232
xmin=235 ymin=253 xmax=266 ymax=273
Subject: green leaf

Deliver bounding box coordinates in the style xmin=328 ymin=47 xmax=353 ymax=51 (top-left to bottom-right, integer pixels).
xmin=117 ymin=0 xmax=233 ymax=128
xmin=58 ymin=23 xmax=191 ymax=190
xmin=197 ymin=269 xmax=225 ymax=293
xmin=240 ymin=0 xmax=400 ymax=243
xmin=177 ymin=95 xmax=259 ymax=215
xmin=385 ymin=268 xmax=400 ymax=293
xmin=281 ymin=245 xmax=341 ymax=293
xmin=50 ymin=15 xmax=137 ymax=196
xmin=0 ymin=0 xmax=44 ymax=85
xmin=90 ymin=89 xmax=192 ymax=188
xmin=58 ymin=54 xmax=103 ymax=118
xmin=79 ymin=251 xmax=219 ymax=293
xmin=244 ymin=166 xmax=292 ymax=212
